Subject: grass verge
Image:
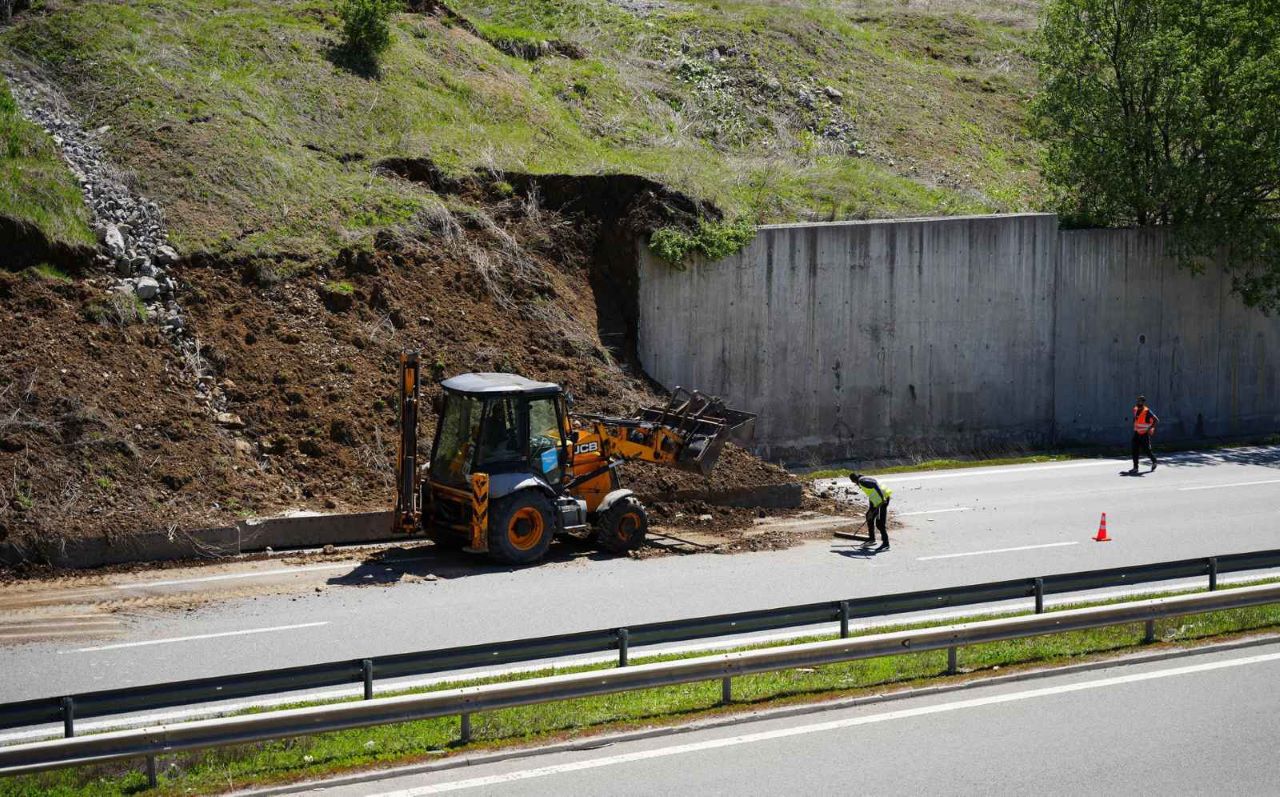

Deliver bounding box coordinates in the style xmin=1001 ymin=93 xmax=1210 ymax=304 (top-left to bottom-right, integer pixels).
xmin=7 ymin=579 xmax=1280 ymax=796
xmin=0 ymin=76 xmax=95 ymax=250
xmin=799 ymin=453 xmax=1077 ymax=480
xmin=798 ymin=434 xmax=1280 ymax=480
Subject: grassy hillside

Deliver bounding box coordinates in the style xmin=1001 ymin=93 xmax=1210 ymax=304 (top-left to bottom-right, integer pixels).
xmin=0 ymin=75 xmax=94 ymax=252
xmin=0 ymin=0 xmax=1042 ymax=265
xmin=0 ymin=0 xmax=1045 ymax=548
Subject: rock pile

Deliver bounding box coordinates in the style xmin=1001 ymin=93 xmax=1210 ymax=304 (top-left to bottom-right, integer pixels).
xmin=4 ymin=68 xmax=228 ymax=416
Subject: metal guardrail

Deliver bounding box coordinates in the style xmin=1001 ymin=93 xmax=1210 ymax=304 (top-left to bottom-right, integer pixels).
xmin=2 ymin=581 xmax=1279 ymax=777
xmin=4 ymin=547 xmax=1279 ymax=738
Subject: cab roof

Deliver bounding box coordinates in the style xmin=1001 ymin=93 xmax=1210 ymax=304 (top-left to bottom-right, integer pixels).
xmin=440 ymin=372 xmax=562 ymax=397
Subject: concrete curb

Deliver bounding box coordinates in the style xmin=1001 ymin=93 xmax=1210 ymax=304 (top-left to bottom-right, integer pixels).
xmin=0 ymin=511 xmax=395 ymax=568
xmin=237 ymin=632 xmax=1280 ymax=796
xmin=5 ymin=481 xmax=803 ymax=568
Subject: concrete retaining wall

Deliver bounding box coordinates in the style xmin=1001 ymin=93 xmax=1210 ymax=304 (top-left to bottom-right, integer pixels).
xmin=1054 ymin=229 xmax=1280 ymax=445
xmin=638 ymin=216 xmax=1280 ymax=461
xmin=1 ymin=511 xmax=396 ymax=569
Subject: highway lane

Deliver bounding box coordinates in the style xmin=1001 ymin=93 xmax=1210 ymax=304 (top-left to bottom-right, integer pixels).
xmin=304 ymin=642 xmax=1280 ymax=796
xmin=1 ymin=445 xmax=1276 ymax=702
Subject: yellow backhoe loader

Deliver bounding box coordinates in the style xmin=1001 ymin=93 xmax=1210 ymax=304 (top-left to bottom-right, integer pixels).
xmin=392 ymin=352 xmax=755 ymax=564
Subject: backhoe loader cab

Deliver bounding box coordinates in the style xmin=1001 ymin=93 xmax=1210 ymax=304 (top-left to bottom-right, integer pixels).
xmin=393 ymin=351 xmax=755 ymax=565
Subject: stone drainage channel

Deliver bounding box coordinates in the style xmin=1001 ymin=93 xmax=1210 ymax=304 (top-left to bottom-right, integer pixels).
xmin=4 ymin=66 xmax=229 ymax=417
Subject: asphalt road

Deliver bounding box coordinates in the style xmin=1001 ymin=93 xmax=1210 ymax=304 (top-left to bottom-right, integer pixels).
xmin=302 ymin=641 xmax=1280 ymax=796
xmin=1 ymin=445 xmax=1277 ymax=702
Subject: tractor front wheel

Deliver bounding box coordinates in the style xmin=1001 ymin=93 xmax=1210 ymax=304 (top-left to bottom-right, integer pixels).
xmin=596 ymin=497 xmax=648 ymax=554
xmin=487 ymin=490 xmax=555 ymax=565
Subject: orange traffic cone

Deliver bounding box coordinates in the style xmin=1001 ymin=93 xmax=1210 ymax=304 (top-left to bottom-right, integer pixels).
xmin=1093 ymin=512 xmax=1110 ymax=542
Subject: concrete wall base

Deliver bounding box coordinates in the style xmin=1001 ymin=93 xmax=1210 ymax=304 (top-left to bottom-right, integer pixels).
xmin=1 ymin=511 xmax=398 ymax=569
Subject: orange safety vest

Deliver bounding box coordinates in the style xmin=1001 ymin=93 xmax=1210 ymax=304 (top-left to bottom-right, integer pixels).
xmin=1133 ymin=407 xmax=1155 ymax=434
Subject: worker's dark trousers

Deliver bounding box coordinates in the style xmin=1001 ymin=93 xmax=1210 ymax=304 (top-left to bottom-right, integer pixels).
xmin=1131 ymin=432 xmax=1156 ymax=470
xmin=866 ymin=499 xmax=890 ymax=544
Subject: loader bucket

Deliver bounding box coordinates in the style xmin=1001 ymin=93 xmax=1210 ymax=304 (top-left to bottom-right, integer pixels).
xmin=638 ymin=388 xmax=757 ymax=476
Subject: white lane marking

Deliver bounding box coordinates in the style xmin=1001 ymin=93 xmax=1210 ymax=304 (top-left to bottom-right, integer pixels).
xmin=376 ymin=650 xmax=1280 ymax=795
xmin=898 ymin=507 xmax=972 ymax=517
xmin=59 ymin=622 xmax=329 ymax=653
xmin=916 ymin=541 xmax=1078 ymax=561
xmin=112 ymin=564 xmax=352 ymax=590
xmin=1178 ymin=479 xmax=1280 ymax=492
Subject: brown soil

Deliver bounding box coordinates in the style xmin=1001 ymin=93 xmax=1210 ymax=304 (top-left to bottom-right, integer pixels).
xmin=0 ymin=173 xmax=803 ymax=561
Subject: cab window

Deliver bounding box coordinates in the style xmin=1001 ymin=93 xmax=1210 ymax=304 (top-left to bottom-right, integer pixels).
xmin=429 ymin=394 xmax=482 ymax=485
xmin=477 ymin=397 xmax=525 ymax=471
xmin=528 ymin=397 xmax=565 ymax=483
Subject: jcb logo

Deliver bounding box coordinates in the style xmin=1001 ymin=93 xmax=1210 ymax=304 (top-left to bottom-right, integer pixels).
xmin=575 ymin=441 xmax=599 ymax=455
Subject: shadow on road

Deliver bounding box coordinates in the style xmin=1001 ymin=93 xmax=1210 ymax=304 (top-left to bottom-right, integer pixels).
xmin=324 ymin=530 xmax=700 ymax=587
xmin=830 ymin=542 xmax=889 ymax=560
xmin=1156 ymin=445 xmax=1280 ymax=469
xmin=325 ymin=537 xmax=615 ymax=587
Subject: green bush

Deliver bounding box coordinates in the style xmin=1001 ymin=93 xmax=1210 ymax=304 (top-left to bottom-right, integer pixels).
xmin=649 ymin=218 xmax=756 ymax=268
xmin=339 ymin=0 xmax=399 ymax=59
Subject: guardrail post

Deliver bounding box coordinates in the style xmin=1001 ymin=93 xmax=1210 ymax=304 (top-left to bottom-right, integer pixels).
xmin=617 ymin=628 xmax=630 ymax=667
xmin=839 ymin=601 xmax=850 ymax=638
xmin=1144 ymin=620 xmax=1156 ymax=644
xmin=1034 ymin=578 xmax=1045 ymax=614
xmin=946 ymin=646 xmax=958 ymax=675
xmin=721 ymin=677 xmax=732 ymax=705
xmin=145 ymin=754 xmax=158 ymax=788
xmin=361 ymin=659 xmax=374 ymax=700
xmin=60 ymin=697 xmax=74 ymax=738
xmin=460 ymin=712 xmax=472 ymax=743
xmin=1208 ymin=558 xmax=1218 ymax=591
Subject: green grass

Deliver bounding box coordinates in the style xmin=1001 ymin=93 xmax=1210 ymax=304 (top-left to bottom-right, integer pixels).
xmin=27 ymin=263 xmax=74 ymax=282
xmin=0 ymin=0 xmax=1043 ymax=266
xmin=0 ymin=76 xmax=95 ymax=251
xmin=9 ymin=580 xmax=1280 ymax=796
xmin=800 ymin=453 xmax=1076 ymax=480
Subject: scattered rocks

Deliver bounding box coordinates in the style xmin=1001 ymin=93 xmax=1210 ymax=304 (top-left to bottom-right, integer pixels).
xmin=5 ymin=67 xmax=231 ymax=425
xmin=823 ymin=85 xmax=844 ymax=101
xmin=133 ymin=277 xmax=160 ymax=300
xmin=154 ymin=244 xmax=179 ymax=264
xmin=216 ymin=412 xmax=245 ymax=428
xmin=101 ymin=224 xmax=126 ymax=259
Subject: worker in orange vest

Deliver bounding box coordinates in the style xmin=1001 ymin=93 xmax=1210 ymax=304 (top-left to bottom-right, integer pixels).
xmin=1129 ymin=395 xmax=1159 ymax=474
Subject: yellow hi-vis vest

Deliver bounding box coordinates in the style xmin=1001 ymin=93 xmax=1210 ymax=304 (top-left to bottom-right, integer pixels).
xmin=859 ymin=482 xmax=892 ymax=507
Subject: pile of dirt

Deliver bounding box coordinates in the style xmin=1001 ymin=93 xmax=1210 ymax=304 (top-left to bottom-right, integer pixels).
xmin=0 ymin=169 xmax=805 ymax=557
xmin=623 ymin=444 xmax=794 ymax=498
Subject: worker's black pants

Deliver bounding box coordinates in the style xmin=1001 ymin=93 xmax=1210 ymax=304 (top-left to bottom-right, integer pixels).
xmin=865 ymin=499 xmax=890 ymax=545
xmin=1131 ymin=432 xmax=1156 ymax=470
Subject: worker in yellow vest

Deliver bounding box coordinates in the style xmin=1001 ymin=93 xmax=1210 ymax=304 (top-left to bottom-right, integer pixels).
xmin=1129 ymin=394 xmax=1159 ymax=474
xmin=849 ymin=471 xmax=892 ymax=550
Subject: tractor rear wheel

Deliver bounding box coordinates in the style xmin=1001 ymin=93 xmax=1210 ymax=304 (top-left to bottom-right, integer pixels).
xmin=596 ymin=497 xmax=648 ymax=554
xmin=487 ymin=490 xmax=555 ymax=565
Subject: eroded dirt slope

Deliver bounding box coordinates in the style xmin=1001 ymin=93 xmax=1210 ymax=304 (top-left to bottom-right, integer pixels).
xmin=0 ymin=175 xmax=807 ymax=557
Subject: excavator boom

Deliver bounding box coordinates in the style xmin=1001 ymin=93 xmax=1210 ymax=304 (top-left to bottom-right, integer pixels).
xmin=574 ymin=387 xmax=756 ymax=476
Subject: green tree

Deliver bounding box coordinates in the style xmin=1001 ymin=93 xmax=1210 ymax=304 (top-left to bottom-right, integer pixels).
xmin=1033 ymin=0 xmax=1280 ymax=310
xmin=339 ymin=0 xmax=399 ymax=62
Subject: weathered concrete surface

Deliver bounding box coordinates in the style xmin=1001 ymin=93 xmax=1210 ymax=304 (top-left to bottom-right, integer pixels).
xmin=639 ymin=214 xmax=1059 ymax=462
xmin=1054 ymin=230 xmax=1280 ymax=445
xmin=638 ymin=217 xmax=1280 ymax=461
xmin=1 ymin=512 xmax=397 ymax=568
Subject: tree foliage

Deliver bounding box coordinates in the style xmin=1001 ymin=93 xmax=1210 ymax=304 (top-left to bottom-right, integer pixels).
xmin=1033 ymin=0 xmax=1280 ymax=309
xmin=338 ymin=0 xmax=399 ymax=62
